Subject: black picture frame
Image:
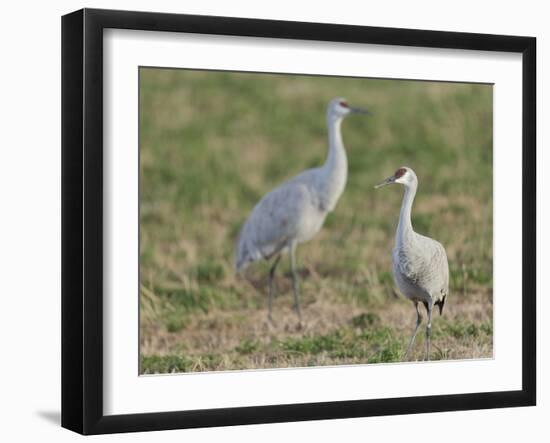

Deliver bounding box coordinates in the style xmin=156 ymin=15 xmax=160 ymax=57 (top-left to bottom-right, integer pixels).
xmin=61 ymin=8 xmax=536 ymax=435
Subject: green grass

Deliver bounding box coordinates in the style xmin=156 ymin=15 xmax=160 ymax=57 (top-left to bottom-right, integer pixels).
xmin=438 ymin=319 xmax=493 ymax=340
xmin=142 ymin=322 xmax=403 ymax=374
xmin=139 ymin=68 xmax=493 ymax=373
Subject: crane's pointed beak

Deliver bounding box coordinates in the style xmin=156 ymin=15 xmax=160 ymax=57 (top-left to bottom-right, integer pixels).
xmin=349 ymin=106 xmax=369 ymax=115
xmin=374 ymin=175 xmax=396 ymax=189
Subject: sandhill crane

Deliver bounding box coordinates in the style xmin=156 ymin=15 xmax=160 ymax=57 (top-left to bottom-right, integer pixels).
xmin=375 ymin=167 xmax=449 ymax=361
xmin=235 ymin=97 xmax=368 ymax=323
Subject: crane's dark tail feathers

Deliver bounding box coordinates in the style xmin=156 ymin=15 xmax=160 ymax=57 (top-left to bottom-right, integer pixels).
xmin=435 ymin=294 xmax=447 ymax=315
xmin=235 ymin=248 xmax=250 ymax=274
xmin=235 ymin=255 xmax=250 ymax=274
xmin=235 ymin=241 xmax=258 ymax=274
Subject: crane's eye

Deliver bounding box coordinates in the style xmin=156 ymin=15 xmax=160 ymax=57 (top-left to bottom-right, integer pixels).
xmin=339 ymin=101 xmax=349 ymax=108
xmin=394 ymin=168 xmax=407 ymax=178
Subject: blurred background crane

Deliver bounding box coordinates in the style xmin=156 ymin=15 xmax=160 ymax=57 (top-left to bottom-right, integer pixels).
xmin=236 ymin=97 xmax=368 ymax=323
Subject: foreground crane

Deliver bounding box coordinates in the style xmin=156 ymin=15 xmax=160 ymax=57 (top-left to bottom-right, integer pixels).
xmin=235 ymin=97 xmax=368 ymax=323
xmin=375 ymin=166 xmax=449 ymax=361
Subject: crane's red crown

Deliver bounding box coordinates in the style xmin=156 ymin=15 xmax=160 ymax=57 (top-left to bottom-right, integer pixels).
xmin=395 ymin=167 xmax=407 ymax=178
xmin=339 ymin=100 xmax=349 ymax=108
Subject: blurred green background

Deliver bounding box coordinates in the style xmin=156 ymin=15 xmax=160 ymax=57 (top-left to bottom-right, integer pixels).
xmin=139 ymin=68 xmax=493 ymax=373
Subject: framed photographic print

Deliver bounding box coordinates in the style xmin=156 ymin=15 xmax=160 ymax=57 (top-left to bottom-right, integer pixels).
xmin=61 ymin=8 xmax=536 ymax=435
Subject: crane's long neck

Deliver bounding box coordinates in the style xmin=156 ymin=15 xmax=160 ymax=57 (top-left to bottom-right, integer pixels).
xmin=320 ymin=114 xmax=348 ymax=212
xmin=396 ymin=183 xmax=417 ymax=246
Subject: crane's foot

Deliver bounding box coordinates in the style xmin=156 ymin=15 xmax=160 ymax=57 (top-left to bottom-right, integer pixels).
xmin=424 ymin=324 xmax=432 ymax=361
xmin=267 ymin=313 xmax=277 ymax=328
xmin=424 ymin=346 xmax=431 ymax=361
xmin=294 ymin=305 xmax=304 ymax=329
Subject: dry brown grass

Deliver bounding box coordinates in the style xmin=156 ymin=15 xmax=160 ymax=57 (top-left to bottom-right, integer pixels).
xmin=140 ymin=254 xmax=493 ymax=371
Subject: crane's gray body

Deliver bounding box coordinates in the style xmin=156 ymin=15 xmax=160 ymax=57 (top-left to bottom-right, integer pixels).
xmin=236 ymin=166 xmax=344 ymax=271
xmin=392 ymin=232 xmax=449 ymax=307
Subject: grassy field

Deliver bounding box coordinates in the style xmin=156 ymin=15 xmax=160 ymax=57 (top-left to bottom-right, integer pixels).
xmin=139 ymin=68 xmax=493 ymax=374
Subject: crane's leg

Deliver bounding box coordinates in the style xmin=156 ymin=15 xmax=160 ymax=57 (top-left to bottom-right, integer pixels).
xmin=404 ymin=302 xmax=422 ymax=360
xmin=425 ymin=301 xmax=433 ymax=361
xmin=267 ymin=254 xmax=281 ymax=324
xmin=289 ymin=242 xmax=303 ymax=323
